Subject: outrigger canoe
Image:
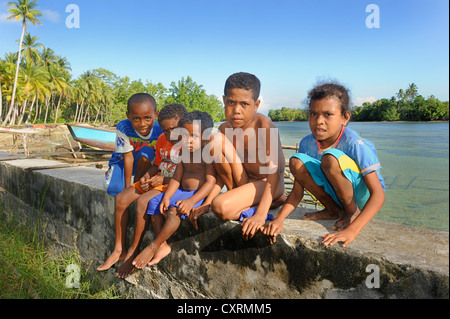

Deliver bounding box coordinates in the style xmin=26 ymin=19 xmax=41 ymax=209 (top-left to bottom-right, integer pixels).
xmin=66 ymin=123 xmax=116 ymax=151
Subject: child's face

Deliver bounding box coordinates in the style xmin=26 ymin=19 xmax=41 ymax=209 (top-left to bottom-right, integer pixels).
xmin=309 ymin=97 xmax=350 ymax=148
xmin=223 ymin=88 xmax=260 ymax=129
xmin=160 ymin=117 xmax=180 ymax=145
xmin=181 ymin=123 xmax=202 ymax=153
xmin=127 ymin=101 xmax=158 ymax=137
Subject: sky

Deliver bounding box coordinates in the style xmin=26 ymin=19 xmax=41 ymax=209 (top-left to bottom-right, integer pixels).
xmin=0 ymin=0 xmax=448 ymax=115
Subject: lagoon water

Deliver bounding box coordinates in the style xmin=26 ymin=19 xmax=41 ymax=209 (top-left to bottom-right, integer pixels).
xmin=276 ymin=121 xmax=449 ymax=232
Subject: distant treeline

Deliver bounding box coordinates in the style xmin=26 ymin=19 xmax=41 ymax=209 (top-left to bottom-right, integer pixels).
xmin=269 ymin=84 xmax=449 ymax=122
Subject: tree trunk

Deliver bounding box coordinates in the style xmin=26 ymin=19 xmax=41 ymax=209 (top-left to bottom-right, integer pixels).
xmin=25 ymin=94 xmax=37 ymax=124
xmin=54 ymin=93 xmax=62 ymax=123
xmin=32 ymin=97 xmax=40 ymax=123
xmin=6 ymin=21 xmax=26 ymax=126
xmin=17 ymin=98 xmax=28 ymax=126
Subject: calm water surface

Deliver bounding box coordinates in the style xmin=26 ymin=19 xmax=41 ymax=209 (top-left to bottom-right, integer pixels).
xmin=276 ymin=121 xmax=449 ymax=232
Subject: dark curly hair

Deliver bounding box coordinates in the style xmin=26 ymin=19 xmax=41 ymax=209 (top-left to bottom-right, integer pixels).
xmin=224 ymin=72 xmax=261 ymax=101
xmin=127 ymin=93 xmax=157 ymax=112
xmin=158 ymin=103 xmax=188 ymax=123
xmin=179 ymin=110 xmax=214 ymax=133
xmin=307 ymin=82 xmax=351 ymax=116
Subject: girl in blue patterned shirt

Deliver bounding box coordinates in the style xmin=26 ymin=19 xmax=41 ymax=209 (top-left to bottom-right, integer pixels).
xmin=263 ymin=82 xmax=385 ymax=247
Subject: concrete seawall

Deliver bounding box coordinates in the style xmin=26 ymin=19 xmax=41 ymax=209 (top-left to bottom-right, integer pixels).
xmin=0 ymin=150 xmax=448 ymax=299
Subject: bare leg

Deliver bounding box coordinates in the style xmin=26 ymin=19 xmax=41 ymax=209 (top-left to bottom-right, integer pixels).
xmin=116 ymin=189 xmax=160 ymax=278
xmin=320 ymin=154 xmax=360 ymax=230
xmin=287 ymin=157 xmax=343 ymax=221
xmin=97 ymin=186 xmax=141 ymax=271
xmin=210 ymin=132 xmax=248 ymax=189
xmin=132 ymin=207 xmax=181 ymax=269
xmin=147 ymin=214 xmax=171 ymax=266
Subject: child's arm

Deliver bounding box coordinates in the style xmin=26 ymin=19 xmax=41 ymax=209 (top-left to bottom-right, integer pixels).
xmin=262 ymin=180 xmax=304 ymax=244
xmin=177 ymin=163 xmax=216 ymax=215
xmin=181 ymin=164 xmax=217 ymax=229
xmin=242 ymin=124 xmax=282 ymax=240
xmin=123 ymin=151 xmax=134 ymax=189
xmin=159 ymin=162 xmax=183 ymax=215
xmin=322 ymin=171 xmax=385 ymax=247
xmin=189 ymin=178 xmax=223 ymax=229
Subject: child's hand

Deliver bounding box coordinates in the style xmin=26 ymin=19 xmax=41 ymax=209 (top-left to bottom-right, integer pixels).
xmin=189 ymin=204 xmax=210 ymax=230
xmin=159 ymin=197 xmax=170 ymax=217
xmin=149 ymin=175 xmax=164 ymax=188
xmin=241 ymin=216 xmax=265 ymax=241
xmin=176 ymin=199 xmax=195 ymax=216
xmin=262 ymin=218 xmax=285 ymax=244
xmin=140 ymin=174 xmax=151 ymax=192
xmin=321 ymin=228 xmax=357 ymax=247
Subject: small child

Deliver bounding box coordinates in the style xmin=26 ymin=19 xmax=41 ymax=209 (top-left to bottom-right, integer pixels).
xmin=132 ymin=111 xmax=216 ymax=268
xmin=97 ymin=102 xmax=184 ymax=272
xmin=262 ymin=82 xmax=385 ymax=247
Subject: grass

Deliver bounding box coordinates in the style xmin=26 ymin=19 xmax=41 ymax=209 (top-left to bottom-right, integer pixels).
xmin=0 ymin=206 xmax=125 ymax=299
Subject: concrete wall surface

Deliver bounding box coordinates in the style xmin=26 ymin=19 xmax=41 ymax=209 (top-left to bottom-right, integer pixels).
xmin=0 ymin=151 xmax=448 ymax=299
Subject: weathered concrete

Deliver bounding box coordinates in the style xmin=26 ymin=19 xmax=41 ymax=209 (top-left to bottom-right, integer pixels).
xmin=0 ymin=150 xmax=448 ymax=299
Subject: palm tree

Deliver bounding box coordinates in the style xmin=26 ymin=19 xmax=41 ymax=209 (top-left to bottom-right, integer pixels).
xmin=5 ymin=0 xmax=42 ymax=125
xmin=406 ymin=83 xmax=418 ymax=101
xmin=396 ymin=89 xmax=405 ymax=102
xmin=20 ymin=32 xmax=44 ymax=65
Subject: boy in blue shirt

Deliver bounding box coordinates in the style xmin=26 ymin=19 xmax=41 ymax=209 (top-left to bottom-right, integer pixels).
xmin=98 ymin=93 xmax=162 ymax=271
xmin=263 ymin=82 xmax=385 ymax=247
xmin=104 ymin=93 xmax=162 ymax=196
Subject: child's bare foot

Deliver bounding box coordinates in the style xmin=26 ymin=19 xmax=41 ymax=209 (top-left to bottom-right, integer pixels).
xmin=115 ymin=248 xmax=139 ymax=278
xmin=331 ymin=208 xmax=361 ymax=231
xmin=96 ymin=249 xmax=127 ymax=271
xmin=302 ymin=208 xmax=342 ymax=221
xmin=148 ymin=242 xmax=171 ymax=266
xmin=132 ymin=244 xmax=157 ymax=269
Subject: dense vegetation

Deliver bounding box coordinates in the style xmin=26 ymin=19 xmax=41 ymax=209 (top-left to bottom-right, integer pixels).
xmin=0 ymin=1 xmax=224 ymax=126
xmin=269 ymin=83 xmax=449 ymax=122
xmin=351 ymin=84 xmax=449 ymax=121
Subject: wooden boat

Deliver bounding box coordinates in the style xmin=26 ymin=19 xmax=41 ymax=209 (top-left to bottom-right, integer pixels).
xmin=66 ymin=123 xmax=116 ymax=151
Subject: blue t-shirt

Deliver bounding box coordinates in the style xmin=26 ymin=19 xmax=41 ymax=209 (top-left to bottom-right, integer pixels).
xmin=298 ymin=126 xmax=385 ymax=190
xmin=108 ymin=119 xmax=163 ymax=169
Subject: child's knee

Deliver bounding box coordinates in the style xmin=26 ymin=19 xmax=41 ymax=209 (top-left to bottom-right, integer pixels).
xmin=211 ymin=197 xmax=228 ymax=220
xmin=320 ymin=154 xmax=340 ymax=175
xmin=115 ymin=192 xmax=131 ymax=210
xmin=167 ymin=207 xmax=179 ymax=219
xmin=289 ymin=157 xmax=308 ymax=179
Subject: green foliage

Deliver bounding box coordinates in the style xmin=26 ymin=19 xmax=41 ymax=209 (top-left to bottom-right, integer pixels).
xmin=268 ymin=107 xmax=308 ymax=121
xmin=352 ymin=85 xmax=449 ymax=122
xmin=1 ymin=30 xmax=224 ymax=125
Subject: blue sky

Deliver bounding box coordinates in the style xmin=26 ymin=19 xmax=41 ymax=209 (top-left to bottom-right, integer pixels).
xmin=1 ymin=0 xmax=448 ymax=114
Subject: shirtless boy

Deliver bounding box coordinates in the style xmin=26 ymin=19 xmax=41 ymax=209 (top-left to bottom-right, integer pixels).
xmin=209 ymin=72 xmax=285 ymax=240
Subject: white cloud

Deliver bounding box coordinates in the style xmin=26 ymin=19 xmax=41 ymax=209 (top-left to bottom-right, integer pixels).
xmin=42 ymin=9 xmax=60 ymax=23
xmin=353 ymin=96 xmax=377 ymax=106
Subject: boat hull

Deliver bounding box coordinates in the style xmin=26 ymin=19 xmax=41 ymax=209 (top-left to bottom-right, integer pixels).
xmin=66 ymin=124 xmax=116 ymax=151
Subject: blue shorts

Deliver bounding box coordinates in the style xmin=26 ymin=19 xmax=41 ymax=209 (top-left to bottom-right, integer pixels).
xmin=104 ymin=147 xmax=156 ymax=197
xmin=239 ymin=207 xmax=274 ymax=222
xmin=291 ymin=149 xmax=370 ymax=210
xmin=147 ymin=187 xmax=206 ymax=219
